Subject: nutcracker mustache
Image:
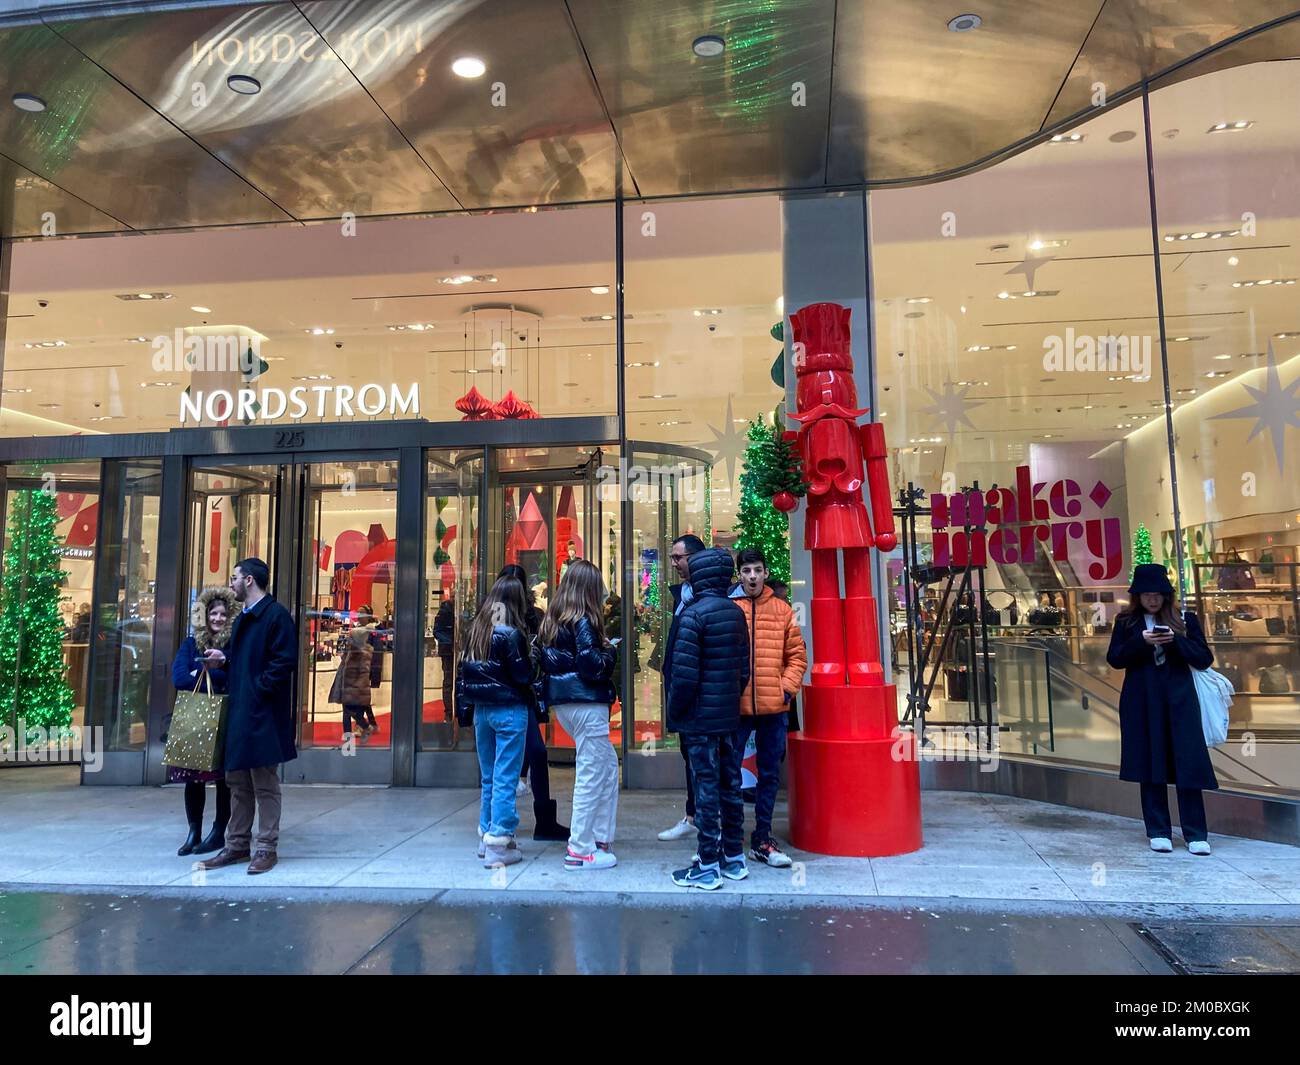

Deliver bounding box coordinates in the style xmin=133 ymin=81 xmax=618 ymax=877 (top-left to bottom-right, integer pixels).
xmin=0 ymin=719 xmax=103 ymax=772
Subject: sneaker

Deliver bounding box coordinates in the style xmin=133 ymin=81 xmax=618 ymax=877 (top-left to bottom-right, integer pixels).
xmin=1149 ymin=836 xmax=1173 ymax=853
xmin=720 ymin=854 xmax=748 ymax=881
xmin=564 ymin=847 xmax=618 ymax=871
xmin=483 ymin=836 xmax=521 ymax=868
xmin=750 ymin=839 xmax=793 ymax=868
xmin=671 ymin=859 xmax=722 ymax=890
xmin=658 ymin=816 xmax=695 ymax=842
xmin=1187 ymin=840 xmax=1212 ymax=856
xmin=516 ymin=778 xmax=530 ymax=798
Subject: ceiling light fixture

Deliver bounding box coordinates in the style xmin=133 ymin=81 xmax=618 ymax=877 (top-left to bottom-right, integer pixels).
xmin=452 ymin=56 xmax=486 ymax=78
xmin=12 ymin=92 xmax=46 ymax=112
xmin=1108 ymin=130 xmax=1137 ymax=143
xmin=116 ymin=292 xmax=173 ymax=301
xmin=1027 ymin=239 xmax=1069 ymax=251
xmin=693 ymin=308 xmax=724 ymax=316
xmin=1161 ymin=228 xmax=1240 ymax=242
xmin=904 ymin=296 xmax=932 ymax=304
xmin=590 ymin=286 xmax=609 ymax=295
xmin=305 ymin=327 xmax=336 ymax=335
xmin=947 ymin=13 xmax=981 ymax=31
xmin=190 ymin=305 xmax=211 ymax=314
xmin=1049 ymin=132 xmax=1085 ymax=144
xmin=1232 ymin=278 xmax=1296 ymax=288
xmin=692 ymin=35 xmax=725 ymax=58
xmin=226 ymin=74 xmax=261 ymax=95
xmin=1206 ymin=120 xmax=1254 ymax=133
xmin=24 ymin=340 xmax=67 ymax=349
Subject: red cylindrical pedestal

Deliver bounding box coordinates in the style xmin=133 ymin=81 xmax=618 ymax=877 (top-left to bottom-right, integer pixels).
xmin=788 ymin=684 xmax=922 ymax=857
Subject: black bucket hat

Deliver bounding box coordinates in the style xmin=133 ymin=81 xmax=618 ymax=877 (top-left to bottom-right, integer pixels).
xmin=1128 ymin=563 xmax=1175 ymax=597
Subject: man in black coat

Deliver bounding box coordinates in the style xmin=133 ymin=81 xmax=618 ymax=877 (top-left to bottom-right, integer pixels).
xmin=664 ymin=547 xmax=750 ymax=890
xmin=199 ymin=557 xmax=297 ymax=875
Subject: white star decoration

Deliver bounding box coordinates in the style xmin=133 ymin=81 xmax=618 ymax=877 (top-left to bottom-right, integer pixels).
xmin=921 ymin=382 xmax=983 ymax=436
xmin=1005 ymin=252 xmax=1055 ymax=291
xmin=704 ymin=394 xmax=748 ymax=487
xmin=1211 ymin=343 xmax=1300 ymax=472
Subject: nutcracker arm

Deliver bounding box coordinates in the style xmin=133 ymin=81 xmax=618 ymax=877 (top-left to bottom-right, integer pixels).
xmin=860 ymin=421 xmax=897 ymax=550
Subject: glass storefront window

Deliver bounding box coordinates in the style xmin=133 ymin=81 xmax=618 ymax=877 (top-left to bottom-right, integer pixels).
xmin=2 ymin=206 xmax=616 ymax=436
xmin=87 ymin=460 xmax=161 ymax=752
xmin=422 ymin=449 xmax=483 ymax=752
xmin=0 ymin=460 xmax=101 ymax=751
xmin=1149 ymin=49 xmax=1300 ymax=781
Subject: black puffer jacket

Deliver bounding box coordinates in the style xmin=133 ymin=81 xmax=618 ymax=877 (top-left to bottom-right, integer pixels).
xmin=539 ymin=617 xmax=617 ymax=707
xmin=456 ymin=626 xmax=533 ymax=719
xmin=666 ymin=548 xmax=749 ymax=736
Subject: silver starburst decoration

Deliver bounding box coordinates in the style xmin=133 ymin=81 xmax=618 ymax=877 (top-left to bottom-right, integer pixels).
xmin=704 ymin=394 xmax=748 ymax=487
xmin=1005 ymin=252 xmax=1055 ymax=291
xmin=921 ymin=382 xmax=983 ymax=436
xmin=1210 ymin=343 xmax=1300 ymax=472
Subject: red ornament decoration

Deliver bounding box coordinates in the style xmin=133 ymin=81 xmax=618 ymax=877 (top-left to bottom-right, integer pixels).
xmin=492 ymin=390 xmax=539 ymax=419
xmin=772 ymin=490 xmax=797 ymax=513
xmin=454 ymin=386 xmax=495 ymax=420
xmin=784 ymin=301 xmax=920 ymax=859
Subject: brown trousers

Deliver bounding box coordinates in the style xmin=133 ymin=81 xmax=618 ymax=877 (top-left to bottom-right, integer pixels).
xmin=225 ymin=765 xmax=282 ymax=853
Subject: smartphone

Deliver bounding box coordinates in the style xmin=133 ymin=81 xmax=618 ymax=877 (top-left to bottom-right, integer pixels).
xmin=609 ymin=637 xmax=622 ymax=647
xmin=1150 ymin=625 xmax=1172 ymax=634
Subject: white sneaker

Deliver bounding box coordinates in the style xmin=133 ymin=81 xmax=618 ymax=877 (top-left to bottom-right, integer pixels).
xmin=564 ymin=847 xmax=618 ymax=871
xmin=1149 ymin=837 xmax=1173 ymax=853
xmin=658 ymin=817 xmax=695 ymax=842
xmin=516 ymin=778 xmax=530 ymax=797
xmin=1187 ymin=840 xmax=1212 ymax=856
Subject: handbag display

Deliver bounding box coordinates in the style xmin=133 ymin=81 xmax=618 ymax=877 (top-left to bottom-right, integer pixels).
xmin=1192 ymin=667 xmax=1233 ymax=747
xmin=1229 ymin=616 xmax=1269 ymax=638
xmin=1217 ymin=553 xmax=1256 ymax=591
xmin=162 ymin=671 xmax=228 ymax=773
xmin=1258 ymin=665 xmax=1290 ymax=695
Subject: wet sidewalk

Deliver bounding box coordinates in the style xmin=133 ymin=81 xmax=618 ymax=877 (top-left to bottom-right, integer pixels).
xmin=2 ymin=766 xmax=1298 ymax=905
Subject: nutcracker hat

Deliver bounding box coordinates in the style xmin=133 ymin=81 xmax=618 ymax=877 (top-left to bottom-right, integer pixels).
xmin=1128 ymin=563 xmax=1174 ymax=597
xmin=192 ymin=585 xmax=238 ymax=652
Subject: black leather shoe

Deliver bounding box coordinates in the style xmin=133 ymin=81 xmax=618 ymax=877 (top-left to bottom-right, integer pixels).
xmin=194 ymin=822 xmax=226 ymax=855
xmin=177 ymin=822 xmax=202 ymax=857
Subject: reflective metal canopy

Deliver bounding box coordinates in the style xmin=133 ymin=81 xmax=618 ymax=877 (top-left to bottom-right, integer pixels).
xmin=0 ymin=0 xmax=1296 ymax=235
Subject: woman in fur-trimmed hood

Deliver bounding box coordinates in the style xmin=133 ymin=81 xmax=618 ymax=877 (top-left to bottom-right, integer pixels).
xmin=166 ymin=585 xmax=238 ymax=858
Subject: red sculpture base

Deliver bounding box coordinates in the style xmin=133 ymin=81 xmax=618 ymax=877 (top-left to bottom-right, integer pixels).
xmin=788 ymin=684 xmax=923 ymax=857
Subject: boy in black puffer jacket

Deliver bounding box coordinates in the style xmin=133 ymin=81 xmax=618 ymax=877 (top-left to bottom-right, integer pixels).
xmin=665 ymin=547 xmax=750 ymax=890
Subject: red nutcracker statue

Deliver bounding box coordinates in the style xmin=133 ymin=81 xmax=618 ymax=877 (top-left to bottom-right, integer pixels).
xmin=778 ymin=301 xmax=922 ymax=857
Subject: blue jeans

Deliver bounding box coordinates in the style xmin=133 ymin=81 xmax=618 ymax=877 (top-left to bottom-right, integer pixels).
xmin=682 ymin=732 xmax=745 ymax=867
xmin=475 ymin=705 xmax=530 ymax=838
xmin=735 ymin=713 xmax=787 ymax=846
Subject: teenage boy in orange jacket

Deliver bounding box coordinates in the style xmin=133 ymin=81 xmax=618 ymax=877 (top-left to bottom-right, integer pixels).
xmin=729 ymin=547 xmax=808 ymax=866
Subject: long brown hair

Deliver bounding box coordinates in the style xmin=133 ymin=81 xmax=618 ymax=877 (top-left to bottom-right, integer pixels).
xmin=539 ymin=558 xmax=605 ymax=648
xmin=463 ymin=576 xmax=527 ymax=662
xmin=1119 ymin=592 xmax=1186 ymax=635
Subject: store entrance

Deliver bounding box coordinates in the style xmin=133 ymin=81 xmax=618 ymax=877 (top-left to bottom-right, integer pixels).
xmin=488 ymin=447 xmax=623 ymax=757
xmin=184 ymin=455 xmax=400 ymax=784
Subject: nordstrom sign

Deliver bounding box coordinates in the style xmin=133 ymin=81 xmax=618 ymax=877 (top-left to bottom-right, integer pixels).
xmin=180 ymin=383 xmax=420 ymax=424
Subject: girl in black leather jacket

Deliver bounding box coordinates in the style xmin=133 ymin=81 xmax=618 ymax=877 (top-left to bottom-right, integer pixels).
xmin=539 ymin=560 xmax=620 ymax=870
xmin=458 ymin=576 xmax=534 ymax=867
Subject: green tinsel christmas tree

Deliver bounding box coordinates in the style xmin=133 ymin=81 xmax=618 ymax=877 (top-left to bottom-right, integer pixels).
xmin=0 ymin=487 xmax=74 ymax=742
xmin=1132 ymin=522 xmax=1153 ymax=577
xmin=734 ymin=418 xmax=807 ymax=584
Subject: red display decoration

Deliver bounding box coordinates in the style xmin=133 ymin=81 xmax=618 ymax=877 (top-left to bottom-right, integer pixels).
xmin=492 ymin=390 xmax=539 ymax=419
xmin=454 ymin=386 xmax=496 ymax=420
xmin=783 ymin=302 xmax=922 ymax=857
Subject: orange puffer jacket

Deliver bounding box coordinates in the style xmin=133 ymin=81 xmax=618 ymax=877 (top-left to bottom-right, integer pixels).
xmin=731 ymin=585 xmax=808 ymax=715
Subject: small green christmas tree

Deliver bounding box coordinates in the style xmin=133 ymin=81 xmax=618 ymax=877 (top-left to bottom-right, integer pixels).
xmin=734 ymin=419 xmax=808 ymax=584
xmin=1132 ymin=522 xmax=1153 ymax=577
xmin=0 ymin=487 xmax=74 ymax=743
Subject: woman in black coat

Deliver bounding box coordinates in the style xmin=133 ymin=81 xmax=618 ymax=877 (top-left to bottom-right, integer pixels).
xmin=1106 ymin=564 xmax=1217 ymax=854
xmin=498 ymin=564 xmax=568 ymax=842
xmin=168 ymin=586 xmax=236 ymax=856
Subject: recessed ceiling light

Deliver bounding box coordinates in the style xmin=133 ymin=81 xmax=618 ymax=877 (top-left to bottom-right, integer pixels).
xmin=190 ymin=305 xmax=211 ymax=314
xmin=1204 ymin=370 xmax=1232 ymax=378
xmin=116 ymin=292 xmax=172 ymax=301
xmin=292 ymin=374 xmax=334 ymax=382
xmin=904 ymin=296 xmax=932 ymax=304
xmin=988 ymin=242 xmax=1009 ymax=252
xmin=304 ymin=327 xmax=336 ymax=335
xmin=1273 ymin=331 xmax=1300 ymax=339
xmin=1232 ymin=278 xmax=1296 ymax=288
xmin=452 ymin=56 xmax=486 ymax=78
xmin=139 ymin=380 xmax=177 ymax=388
xmin=638 ymin=393 xmax=677 ymax=400
xmin=1027 ymin=239 xmax=1069 ymax=251
xmin=947 ymin=13 xmax=981 ymax=31
xmin=1214 ymin=353 xmax=1231 ymax=360
xmin=24 ymin=340 xmax=67 ymax=349
xmin=1207 ymin=120 xmax=1254 ymax=133
xmin=590 ymin=286 xmax=609 ymax=295
xmin=692 ymin=35 xmax=725 ymax=58
xmin=1162 ymin=228 xmax=1239 ymax=242
xmin=227 ymin=74 xmax=261 ymax=95
xmin=1049 ymin=132 xmax=1085 ymax=144
xmin=904 ymin=311 xmax=925 ymax=318
xmin=438 ymin=274 xmax=496 ymax=285
xmin=2 ymin=387 xmax=33 ymax=394
xmin=38 ymin=402 xmax=61 ymax=408
xmin=12 ymin=93 xmax=46 ymax=113
xmin=693 ymin=308 xmax=724 ymax=316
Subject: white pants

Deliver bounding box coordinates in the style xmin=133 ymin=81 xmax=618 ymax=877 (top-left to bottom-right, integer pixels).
xmin=553 ymin=702 xmax=619 ymax=857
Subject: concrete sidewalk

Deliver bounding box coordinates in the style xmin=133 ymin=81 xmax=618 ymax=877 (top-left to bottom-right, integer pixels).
xmin=2 ymin=767 xmax=1297 ymax=904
